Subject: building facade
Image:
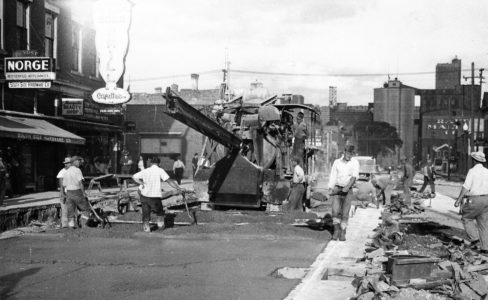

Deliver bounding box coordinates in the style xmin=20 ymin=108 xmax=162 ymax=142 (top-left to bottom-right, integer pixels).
xmin=0 ymin=0 xmax=123 ymax=192
xmin=124 ymin=87 xmax=220 ymax=178
xmin=373 ymin=79 xmax=416 ymax=161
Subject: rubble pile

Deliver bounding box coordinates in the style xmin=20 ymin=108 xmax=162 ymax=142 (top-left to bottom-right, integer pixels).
xmin=351 ymin=210 xmax=488 ymax=299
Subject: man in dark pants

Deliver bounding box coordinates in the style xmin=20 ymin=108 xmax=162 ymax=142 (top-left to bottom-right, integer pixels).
xmin=133 ymin=157 xmax=183 ymax=232
xmin=64 ymin=156 xmax=90 ymax=228
xmin=172 ymin=156 xmax=185 ymax=185
xmin=419 ymin=158 xmax=435 ymax=196
xmin=328 ymin=145 xmax=359 ymax=241
xmin=455 ymin=151 xmax=488 ymax=254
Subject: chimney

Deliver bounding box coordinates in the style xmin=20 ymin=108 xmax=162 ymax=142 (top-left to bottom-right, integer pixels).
xmin=170 ymin=84 xmax=179 ymax=92
xmin=191 ymin=73 xmax=199 ymax=90
xmin=154 ymin=87 xmax=162 ymax=94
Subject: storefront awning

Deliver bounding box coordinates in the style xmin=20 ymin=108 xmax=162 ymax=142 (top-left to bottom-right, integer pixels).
xmin=0 ymin=115 xmax=85 ymax=145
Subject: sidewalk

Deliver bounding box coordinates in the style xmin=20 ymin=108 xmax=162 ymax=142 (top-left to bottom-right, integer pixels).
xmin=0 ymin=179 xmax=194 ymax=212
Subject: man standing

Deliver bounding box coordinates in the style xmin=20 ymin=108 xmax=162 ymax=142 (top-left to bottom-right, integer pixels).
xmin=419 ymin=159 xmax=435 ymax=196
xmin=292 ymin=111 xmax=307 ymax=165
xmin=192 ymin=153 xmax=199 ymax=176
xmin=328 ymin=145 xmax=359 ymax=241
xmin=455 ymin=151 xmax=488 ymax=254
xmin=287 ymin=156 xmax=306 ymax=211
xmin=133 ymin=157 xmax=182 ymax=232
xmin=56 ymin=157 xmax=71 ymax=228
xmin=172 ymin=156 xmax=185 ymax=185
xmin=120 ymin=150 xmax=133 ymax=174
xmin=400 ymin=156 xmax=414 ymax=206
xmin=64 ymin=156 xmax=90 ymax=228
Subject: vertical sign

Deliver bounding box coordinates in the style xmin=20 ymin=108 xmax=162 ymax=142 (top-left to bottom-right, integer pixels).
xmin=92 ymin=0 xmax=132 ymax=104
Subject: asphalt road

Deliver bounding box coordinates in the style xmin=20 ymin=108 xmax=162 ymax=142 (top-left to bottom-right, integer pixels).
xmin=0 ymin=215 xmax=330 ymax=300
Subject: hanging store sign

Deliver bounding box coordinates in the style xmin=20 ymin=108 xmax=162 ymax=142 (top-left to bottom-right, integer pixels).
xmin=4 ymin=57 xmax=55 ymax=80
xmin=62 ymin=98 xmax=84 ymax=116
xmin=100 ymin=106 xmax=123 ymax=115
xmin=92 ymin=0 xmax=132 ymax=104
xmin=8 ymin=81 xmax=51 ymax=88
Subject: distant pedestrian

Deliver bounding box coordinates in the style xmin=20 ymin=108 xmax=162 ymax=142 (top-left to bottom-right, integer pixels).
xmin=56 ymin=157 xmax=72 ymax=228
xmin=455 ymin=151 xmax=488 ymax=254
xmin=192 ymin=153 xmax=199 ymax=176
xmin=400 ymin=155 xmax=414 ymax=206
xmin=287 ymin=156 xmax=306 ymax=211
xmin=419 ymin=159 xmax=436 ymax=196
xmin=328 ymin=145 xmax=359 ymax=241
xmin=120 ymin=150 xmax=133 ymax=174
xmin=138 ymin=155 xmax=145 ymax=171
xmin=133 ymin=157 xmax=183 ymax=232
xmin=64 ymin=156 xmax=90 ymax=228
xmin=292 ymin=111 xmax=307 ymax=165
xmin=172 ymin=156 xmax=185 ymax=185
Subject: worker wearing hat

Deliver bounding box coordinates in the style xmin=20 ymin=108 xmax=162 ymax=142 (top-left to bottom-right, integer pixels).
xmin=56 ymin=157 xmax=72 ymax=227
xmin=120 ymin=149 xmax=133 ymax=175
xmin=64 ymin=156 xmax=90 ymax=228
xmin=455 ymin=151 xmax=488 ymax=254
xmin=400 ymin=155 xmax=414 ymax=206
xmin=328 ymin=145 xmax=359 ymax=241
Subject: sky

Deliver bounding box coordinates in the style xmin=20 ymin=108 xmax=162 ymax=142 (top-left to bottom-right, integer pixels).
xmin=81 ymin=0 xmax=488 ymax=106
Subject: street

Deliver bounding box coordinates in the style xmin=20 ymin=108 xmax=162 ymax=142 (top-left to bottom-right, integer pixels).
xmin=0 ymin=211 xmax=330 ymax=300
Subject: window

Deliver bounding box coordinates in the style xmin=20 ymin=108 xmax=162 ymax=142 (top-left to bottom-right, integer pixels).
xmin=87 ymin=50 xmax=98 ymax=77
xmin=71 ymin=25 xmax=82 ymax=72
xmin=45 ymin=11 xmax=57 ymax=58
xmin=16 ymin=0 xmax=29 ymax=49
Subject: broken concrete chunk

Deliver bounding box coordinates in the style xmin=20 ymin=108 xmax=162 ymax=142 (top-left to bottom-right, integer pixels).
xmin=366 ymin=248 xmax=385 ymax=259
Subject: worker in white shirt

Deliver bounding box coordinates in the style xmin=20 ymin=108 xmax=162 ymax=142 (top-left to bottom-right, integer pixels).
xmin=133 ymin=156 xmax=183 ymax=232
xmin=328 ymin=145 xmax=360 ymax=241
xmin=56 ymin=157 xmax=71 ymax=228
xmin=172 ymin=156 xmax=185 ymax=185
xmin=287 ymin=156 xmax=306 ymax=211
xmin=455 ymin=151 xmax=488 ymax=254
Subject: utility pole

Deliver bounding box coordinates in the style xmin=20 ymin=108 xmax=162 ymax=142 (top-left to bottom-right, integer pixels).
xmin=463 ymin=62 xmax=484 ymax=154
xmin=476 ymin=68 xmax=485 ymax=151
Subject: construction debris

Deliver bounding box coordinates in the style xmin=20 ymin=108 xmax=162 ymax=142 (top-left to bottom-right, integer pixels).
xmin=352 ymin=201 xmax=488 ymax=300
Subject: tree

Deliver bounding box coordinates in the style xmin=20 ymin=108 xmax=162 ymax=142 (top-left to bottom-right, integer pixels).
xmin=353 ymin=121 xmax=403 ymax=157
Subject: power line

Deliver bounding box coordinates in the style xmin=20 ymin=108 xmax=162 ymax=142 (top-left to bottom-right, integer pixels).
xmin=130 ymin=68 xmax=486 ymax=82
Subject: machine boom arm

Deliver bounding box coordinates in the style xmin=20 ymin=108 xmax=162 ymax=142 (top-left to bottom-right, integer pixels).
xmin=162 ymin=87 xmax=242 ymax=151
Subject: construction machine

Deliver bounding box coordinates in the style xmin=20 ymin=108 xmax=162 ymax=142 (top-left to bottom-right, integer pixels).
xmin=162 ymin=87 xmax=320 ymax=209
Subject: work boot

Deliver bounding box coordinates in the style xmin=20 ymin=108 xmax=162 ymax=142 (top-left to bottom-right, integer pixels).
xmin=157 ymin=216 xmax=165 ymax=230
xmin=143 ymin=222 xmax=151 ymax=233
xmin=332 ymin=224 xmax=341 ymax=240
xmin=339 ymin=228 xmax=347 ymax=241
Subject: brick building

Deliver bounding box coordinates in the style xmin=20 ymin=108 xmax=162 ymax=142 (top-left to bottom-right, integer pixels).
xmin=0 ymin=1 xmax=123 ymax=192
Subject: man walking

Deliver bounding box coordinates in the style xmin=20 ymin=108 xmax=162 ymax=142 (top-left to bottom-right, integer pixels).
xmin=455 ymin=151 xmax=488 ymax=254
xmin=172 ymin=155 xmax=185 ymax=185
xmin=328 ymin=145 xmax=359 ymax=241
xmin=400 ymin=156 xmax=414 ymax=206
xmin=133 ymin=157 xmax=183 ymax=232
xmin=56 ymin=157 xmax=71 ymax=228
xmin=64 ymin=156 xmax=90 ymax=228
xmin=419 ymin=158 xmax=435 ymax=196
xmin=287 ymin=156 xmax=306 ymax=211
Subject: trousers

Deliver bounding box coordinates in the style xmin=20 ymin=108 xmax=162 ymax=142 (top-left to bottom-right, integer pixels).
xmin=462 ymin=195 xmax=488 ymax=251
xmin=66 ymin=190 xmax=90 ymax=219
xmin=287 ymin=183 xmax=305 ymax=211
xmin=331 ymin=186 xmax=353 ymax=227
xmin=419 ymin=176 xmax=435 ymax=194
xmin=140 ymin=194 xmax=165 ymax=222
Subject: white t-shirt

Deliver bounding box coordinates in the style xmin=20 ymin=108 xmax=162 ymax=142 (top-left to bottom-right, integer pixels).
xmin=57 ymin=168 xmax=67 ymax=192
xmin=328 ymin=157 xmax=360 ymax=189
xmin=463 ymin=164 xmax=488 ymax=196
xmin=133 ymin=165 xmax=170 ymax=198
xmin=63 ymin=166 xmax=84 ymax=191
xmin=293 ymin=165 xmax=305 ymax=184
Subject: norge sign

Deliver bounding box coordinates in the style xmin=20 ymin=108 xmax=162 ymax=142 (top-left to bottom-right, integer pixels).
xmin=5 ymin=57 xmax=55 ymax=80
